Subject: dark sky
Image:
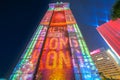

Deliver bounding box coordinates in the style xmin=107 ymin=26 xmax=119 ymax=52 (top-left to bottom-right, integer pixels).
xmin=0 ymin=0 xmax=115 ymax=78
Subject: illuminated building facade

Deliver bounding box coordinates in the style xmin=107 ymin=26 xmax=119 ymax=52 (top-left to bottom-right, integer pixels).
xmin=91 ymin=48 xmax=120 ymax=79
xmin=97 ymin=18 xmax=120 ymax=59
xmin=10 ymin=2 xmax=100 ymax=80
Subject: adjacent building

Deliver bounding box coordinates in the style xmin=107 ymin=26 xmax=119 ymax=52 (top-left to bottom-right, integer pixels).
xmin=91 ymin=48 xmax=120 ymax=79
xmin=97 ymin=18 xmax=120 ymax=60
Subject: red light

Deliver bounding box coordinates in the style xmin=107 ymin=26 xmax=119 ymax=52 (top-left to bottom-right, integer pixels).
xmin=97 ymin=18 xmax=120 ymax=56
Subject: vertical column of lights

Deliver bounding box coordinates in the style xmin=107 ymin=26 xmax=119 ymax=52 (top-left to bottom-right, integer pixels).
xmin=64 ymin=9 xmax=82 ymax=80
xmin=10 ymin=8 xmax=54 ymax=80
xmin=35 ymin=3 xmax=74 ymax=80
xmin=73 ymin=24 xmax=100 ymax=80
xmin=65 ymin=9 xmax=100 ymax=79
xmin=67 ymin=24 xmax=82 ymax=80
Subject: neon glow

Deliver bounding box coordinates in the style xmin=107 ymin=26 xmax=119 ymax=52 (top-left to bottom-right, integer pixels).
xmin=90 ymin=49 xmax=101 ymax=55
xmin=35 ymin=6 xmax=74 ymax=79
xmin=10 ymin=2 xmax=101 ymax=80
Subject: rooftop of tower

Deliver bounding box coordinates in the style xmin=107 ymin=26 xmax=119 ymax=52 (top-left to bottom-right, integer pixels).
xmin=49 ymin=2 xmax=70 ymax=8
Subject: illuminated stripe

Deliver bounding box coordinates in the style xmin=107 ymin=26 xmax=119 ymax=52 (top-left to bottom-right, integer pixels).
xmin=10 ymin=10 xmax=53 ymax=80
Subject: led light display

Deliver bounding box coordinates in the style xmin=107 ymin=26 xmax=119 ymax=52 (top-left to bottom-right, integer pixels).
xmin=97 ymin=18 xmax=120 ymax=59
xmin=90 ymin=49 xmax=101 ymax=55
xmin=10 ymin=2 xmax=101 ymax=80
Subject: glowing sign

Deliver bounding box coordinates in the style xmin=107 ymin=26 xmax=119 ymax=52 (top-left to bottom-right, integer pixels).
xmin=37 ymin=5 xmax=75 ymax=80
xmin=44 ymin=37 xmax=68 ymax=50
xmin=50 ymin=11 xmax=66 ymax=26
xmin=90 ymin=49 xmax=101 ymax=55
xmin=35 ymin=24 xmax=74 ymax=79
xmin=39 ymin=50 xmax=72 ymax=69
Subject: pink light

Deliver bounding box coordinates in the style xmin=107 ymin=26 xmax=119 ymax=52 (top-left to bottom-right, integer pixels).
xmin=90 ymin=49 xmax=101 ymax=55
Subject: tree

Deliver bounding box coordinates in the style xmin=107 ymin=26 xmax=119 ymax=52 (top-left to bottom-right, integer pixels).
xmin=111 ymin=0 xmax=120 ymax=20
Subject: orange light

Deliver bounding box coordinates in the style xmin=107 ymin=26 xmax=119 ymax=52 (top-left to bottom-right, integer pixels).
xmin=58 ymin=50 xmax=71 ymax=69
xmin=46 ymin=51 xmax=57 ymax=69
xmin=35 ymin=40 xmax=43 ymax=48
xmin=49 ymin=38 xmax=58 ymax=49
xmin=60 ymin=37 xmax=68 ymax=49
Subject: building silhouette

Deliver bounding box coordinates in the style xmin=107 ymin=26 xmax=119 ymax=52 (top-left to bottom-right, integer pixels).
xmin=10 ymin=2 xmax=101 ymax=80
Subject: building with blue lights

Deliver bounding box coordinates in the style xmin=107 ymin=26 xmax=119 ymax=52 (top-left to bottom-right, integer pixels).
xmin=10 ymin=2 xmax=101 ymax=80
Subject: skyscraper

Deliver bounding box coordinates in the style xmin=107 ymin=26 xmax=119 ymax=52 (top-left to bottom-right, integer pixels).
xmin=97 ymin=18 xmax=120 ymax=59
xmin=10 ymin=2 xmax=101 ymax=80
xmin=91 ymin=48 xmax=120 ymax=79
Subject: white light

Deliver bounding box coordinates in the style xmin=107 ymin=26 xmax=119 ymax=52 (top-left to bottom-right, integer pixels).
xmin=97 ymin=57 xmax=103 ymax=60
xmin=107 ymin=57 xmax=110 ymax=60
xmin=107 ymin=49 xmax=120 ymax=64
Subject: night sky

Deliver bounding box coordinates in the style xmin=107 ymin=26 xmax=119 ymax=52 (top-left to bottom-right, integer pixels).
xmin=0 ymin=0 xmax=115 ymax=78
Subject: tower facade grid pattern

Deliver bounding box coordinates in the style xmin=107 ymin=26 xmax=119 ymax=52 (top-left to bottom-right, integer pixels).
xmin=10 ymin=2 xmax=101 ymax=80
